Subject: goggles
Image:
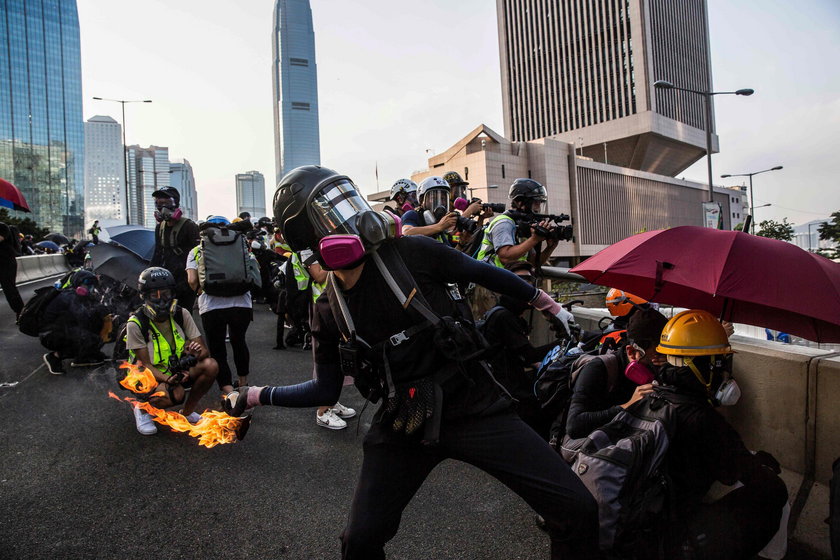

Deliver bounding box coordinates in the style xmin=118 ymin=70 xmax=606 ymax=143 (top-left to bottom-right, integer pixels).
xmin=147 ymin=288 xmax=173 ymax=302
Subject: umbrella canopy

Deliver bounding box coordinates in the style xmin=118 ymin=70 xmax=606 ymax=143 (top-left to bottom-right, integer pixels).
xmin=34 ymin=240 xmax=60 ymax=251
xmin=570 ymin=226 xmax=840 ymax=343
xmin=0 ymin=177 xmax=31 ymax=213
xmin=89 ymin=243 xmax=149 ymax=287
xmin=106 ymin=225 xmax=155 ymax=261
xmin=45 ymin=232 xmax=70 ymax=245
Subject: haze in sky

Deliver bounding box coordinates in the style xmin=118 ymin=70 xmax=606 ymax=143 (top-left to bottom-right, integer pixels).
xmin=77 ymin=0 xmax=840 ymax=227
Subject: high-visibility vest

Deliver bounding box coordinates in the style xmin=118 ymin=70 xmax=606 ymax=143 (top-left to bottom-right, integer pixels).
xmin=475 ymin=214 xmax=526 ymax=268
xmin=127 ymin=312 xmax=186 ymax=376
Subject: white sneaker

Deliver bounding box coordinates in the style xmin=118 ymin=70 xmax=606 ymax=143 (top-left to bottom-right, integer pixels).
xmin=316 ymin=408 xmax=347 ymax=430
xmin=330 ymin=402 xmax=356 ymax=419
xmin=133 ymin=407 xmax=157 ymax=435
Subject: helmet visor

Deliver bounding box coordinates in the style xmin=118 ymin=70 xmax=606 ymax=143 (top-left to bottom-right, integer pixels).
xmin=310 ymin=179 xmax=373 ymax=236
xmin=450 ymin=185 xmax=467 ymax=201
xmin=422 ymin=189 xmax=451 ymax=213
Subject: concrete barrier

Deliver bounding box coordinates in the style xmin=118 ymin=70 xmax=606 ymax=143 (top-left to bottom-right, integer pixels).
xmin=14 ymin=254 xmax=70 ymax=284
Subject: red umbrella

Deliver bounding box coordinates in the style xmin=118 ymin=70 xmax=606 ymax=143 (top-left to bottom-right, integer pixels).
xmin=570 ymin=226 xmax=840 ymax=343
xmin=0 ymin=177 xmax=31 ymax=213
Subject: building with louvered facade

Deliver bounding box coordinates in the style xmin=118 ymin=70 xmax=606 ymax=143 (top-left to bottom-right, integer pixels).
xmin=497 ymin=0 xmax=716 ymax=177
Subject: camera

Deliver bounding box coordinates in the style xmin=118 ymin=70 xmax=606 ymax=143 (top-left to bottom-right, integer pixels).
xmin=168 ymin=353 xmax=198 ymax=375
xmin=455 ymin=215 xmax=479 ymax=234
xmin=509 ymin=211 xmax=575 ymax=242
xmin=482 ymin=202 xmax=506 ymax=213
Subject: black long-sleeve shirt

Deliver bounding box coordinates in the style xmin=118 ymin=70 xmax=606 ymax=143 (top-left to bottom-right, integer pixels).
xmin=565 ymin=351 xmax=636 ymax=439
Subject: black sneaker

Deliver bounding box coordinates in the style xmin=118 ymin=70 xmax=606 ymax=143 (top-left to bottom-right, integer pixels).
xmin=223 ymin=386 xmax=252 ymax=417
xmin=43 ymin=353 xmax=65 ymax=375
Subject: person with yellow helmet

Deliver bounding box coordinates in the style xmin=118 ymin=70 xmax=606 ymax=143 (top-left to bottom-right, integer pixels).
xmin=651 ymin=309 xmax=788 ymax=560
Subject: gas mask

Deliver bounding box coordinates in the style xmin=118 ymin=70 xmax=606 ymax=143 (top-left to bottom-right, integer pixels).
xmin=682 ymin=355 xmax=741 ymax=406
xmin=154 ymin=201 xmax=182 ymax=223
xmin=75 ymin=286 xmax=91 ymax=297
xmin=421 ymin=189 xmax=450 ymax=225
xmin=624 ymin=361 xmax=655 ymax=385
xmin=318 ymin=210 xmax=402 ymax=270
xmin=714 ymin=375 xmax=741 ymax=406
xmin=144 ymin=289 xmax=177 ymax=322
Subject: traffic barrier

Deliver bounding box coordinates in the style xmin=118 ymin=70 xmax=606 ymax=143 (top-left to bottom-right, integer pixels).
xmin=14 ymin=254 xmax=70 ymax=284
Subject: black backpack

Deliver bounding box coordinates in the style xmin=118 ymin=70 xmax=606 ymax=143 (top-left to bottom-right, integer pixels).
xmin=18 ymin=286 xmax=61 ymax=336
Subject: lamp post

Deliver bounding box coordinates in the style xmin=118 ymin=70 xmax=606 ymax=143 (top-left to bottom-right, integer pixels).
xmin=92 ymin=97 xmax=152 ymax=225
xmin=721 ymin=166 xmax=783 ymax=234
xmin=653 ymin=81 xmax=754 ymax=204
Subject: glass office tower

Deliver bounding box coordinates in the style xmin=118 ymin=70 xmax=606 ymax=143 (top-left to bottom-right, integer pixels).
xmin=272 ymin=0 xmax=321 ymax=185
xmin=0 ymin=0 xmax=85 ymax=235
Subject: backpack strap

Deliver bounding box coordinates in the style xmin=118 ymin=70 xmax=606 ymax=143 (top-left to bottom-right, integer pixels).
xmin=370 ymin=244 xmax=440 ymax=326
xmin=158 ymin=218 xmax=187 ymax=256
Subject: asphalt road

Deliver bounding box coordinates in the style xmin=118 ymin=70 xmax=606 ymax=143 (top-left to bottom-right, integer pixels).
xmin=0 ymin=279 xmax=548 ymax=560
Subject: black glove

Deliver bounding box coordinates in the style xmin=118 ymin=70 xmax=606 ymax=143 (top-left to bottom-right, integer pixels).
xmin=383 ymin=378 xmax=435 ymax=436
xmin=754 ymin=450 xmax=782 ymax=474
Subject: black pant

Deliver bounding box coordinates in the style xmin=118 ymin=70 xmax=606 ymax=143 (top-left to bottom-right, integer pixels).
xmin=340 ymin=410 xmax=599 ymax=560
xmin=40 ymin=328 xmax=102 ymax=359
xmin=201 ymin=306 xmax=252 ymax=389
xmin=1 ymin=257 xmax=23 ymax=315
xmin=670 ymin=468 xmax=788 ymax=560
xmin=176 ymin=284 xmax=196 ymax=314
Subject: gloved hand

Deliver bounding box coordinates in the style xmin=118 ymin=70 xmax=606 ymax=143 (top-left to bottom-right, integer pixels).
xmin=530 ymin=289 xmax=574 ymax=337
xmin=383 ymin=378 xmax=435 ymax=436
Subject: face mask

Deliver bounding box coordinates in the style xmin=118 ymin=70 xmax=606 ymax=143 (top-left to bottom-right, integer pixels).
xmin=75 ymin=286 xmax=89 ymax=297
xmin=154 ymin=205 xmax=182 ymax=222
xmin=319 ymin=234 xmax=367 ymax=270
xmin=145 ymin=297 xmax=177 ymax=322
xmin=453 ymin=197 xmax=469 ymax=212
xmin=625 ymin=361 xmax=655 ymax=385
xmin=714 ymin=377 xmax=741 ymax=406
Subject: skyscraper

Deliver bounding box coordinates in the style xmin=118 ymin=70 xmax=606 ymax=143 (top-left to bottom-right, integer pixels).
xmin=272 ymin=0 xmax=320 ymax=185
xmin=84 ymin=115 xmax=124 ymax=226
xmin=236 ymin=171 xmax=266 ymax=219
xmin=0 ymin=0 xmax=85 ymax=235
xmin=126 ymin=145 xmax=170 ymax=227
xmin=170 ymin=159 xmax=198 ymax=222
xmin=496 ymin=0 xmax=716 ymax=176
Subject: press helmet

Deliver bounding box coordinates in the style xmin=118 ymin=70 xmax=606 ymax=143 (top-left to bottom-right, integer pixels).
xmin=417 ymin=176 xmax=451 ymax=199
xmin=390 ymin=178 xmax=418 ymax=201
xmin=137 ymin=266 xmax=176 ymax=295
xmin=508 ymin=178 xmax=547 ymax=202
xmin=605 ymin=289 xmax=648 ymax=317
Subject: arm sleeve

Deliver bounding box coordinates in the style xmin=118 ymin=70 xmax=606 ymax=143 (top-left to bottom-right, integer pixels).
xmin=409 ymin=236 xmax=537 ymax=301
xmin=185 ymin=246 xmax=198 ymax=270
xmin=180 ymin=220 xmax=200 ymax=252
xmin=565 ymin=363 xmax=624 ymax=439
xmin=182 ymin=310 xmax=202 ymax=340
xmin=259 ymin=362 xmax=344 ymax=408
xmin=401 ymin=210 xmax=421 ymax=228
xmin=491 ymin=219 xmax=517 ymax=250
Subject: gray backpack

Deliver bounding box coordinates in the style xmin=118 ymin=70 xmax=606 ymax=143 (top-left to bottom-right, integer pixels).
xmin=197 ymin=227 xmax=260 ymax=297
xmin=571 ymin=389 xmax=687 ymax=554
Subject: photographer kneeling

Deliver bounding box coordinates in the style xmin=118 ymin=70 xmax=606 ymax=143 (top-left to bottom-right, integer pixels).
xmin=125 ymin=267 xmax=218 ymax=435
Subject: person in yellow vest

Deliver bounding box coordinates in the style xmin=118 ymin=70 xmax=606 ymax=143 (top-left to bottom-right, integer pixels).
xmin=125 ymin=267 xmax=218 ymax=436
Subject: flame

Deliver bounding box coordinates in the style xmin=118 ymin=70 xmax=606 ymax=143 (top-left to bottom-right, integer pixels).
xmin=118 ymin=362 xmax=158 ymax=394
xmin=108 ymin=385 xmax=245 ymax=449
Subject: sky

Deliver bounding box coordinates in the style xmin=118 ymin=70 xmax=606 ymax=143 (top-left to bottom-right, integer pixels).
xmin=77 ymin=0 xmax=840 ymax=227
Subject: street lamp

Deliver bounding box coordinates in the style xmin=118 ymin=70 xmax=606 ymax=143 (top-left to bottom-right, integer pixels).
xmin=721 ymin=166 xmax=783 ymax=234
xmin=653 ymin=80 xmax=754 ymax=204
xmin=92 ymin=97 xmax=152 ymax=225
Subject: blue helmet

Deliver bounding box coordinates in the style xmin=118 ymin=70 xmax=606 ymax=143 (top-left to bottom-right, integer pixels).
xmin=206 ymin=215 xmax=230 ymax=225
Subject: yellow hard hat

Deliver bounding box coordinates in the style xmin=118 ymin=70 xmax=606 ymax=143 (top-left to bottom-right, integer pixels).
xmin=605 ymin=288 xmax=647 ymax=317
xmin=656 ymin=309 xmax=732 ymax=357
xmin=232 ymin=217 xmax=243 ymax=223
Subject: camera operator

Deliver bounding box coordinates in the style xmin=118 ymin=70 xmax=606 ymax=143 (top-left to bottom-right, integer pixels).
xmin=400 ymin=176 xmax=458 ymax=244
xmin=125 ymin=267 xmax=218 ymax=436
xmin=476 ymin=178 xmax=559 ymax=268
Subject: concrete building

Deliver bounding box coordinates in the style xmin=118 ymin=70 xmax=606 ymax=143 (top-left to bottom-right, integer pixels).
xmin=126 ymin=145 xmax=170 ymax=227
xmin=84 ymin=116 xmax=125 ymax=227
xmin=793 ymin=219 xmax=835 ymax=253
xmin=496 ymin=0 xmax=716 ymax=177
xmin=373 ymin=124 xmax=731 ymax=265
xmin=169 ymin=159 xmax=198 ymax=222
xmin=236 ymin=171 xmax=266 ymax=218
xmin=724 ymin=185 xmax=748 ymax=229
xmin=272 ymin=0 xmax=321 ymax=184
xmin=0 ymin=0 xmax=85 ymax=235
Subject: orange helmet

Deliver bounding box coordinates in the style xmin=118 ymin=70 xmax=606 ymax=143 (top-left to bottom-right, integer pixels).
xmin=605 ymin=289 xmax=647 ymax=317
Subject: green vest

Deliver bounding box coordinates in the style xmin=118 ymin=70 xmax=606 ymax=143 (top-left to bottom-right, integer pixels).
xmin=127 ymin=312 xmax=187 ymax=376
xmin=475 ymin=214 xmax=526 ymax=268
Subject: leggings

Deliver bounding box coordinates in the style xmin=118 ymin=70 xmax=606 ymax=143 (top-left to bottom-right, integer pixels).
xmin=201 ymin=306 xmax=252 ymax=389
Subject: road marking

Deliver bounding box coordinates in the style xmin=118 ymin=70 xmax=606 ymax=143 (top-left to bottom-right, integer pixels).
xmin=0 ymin=362 xmax=46 ymax=400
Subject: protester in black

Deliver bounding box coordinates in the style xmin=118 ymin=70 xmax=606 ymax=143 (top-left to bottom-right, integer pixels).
xmin=40 ymin=270 xmax=108 ymax=374
xmin=150 ymin=187 xmax=200 ymax=312
xmin=481 ymin=261 xmax=557 ymax=439
xmin=224 ymin=166 xmax=592 ymax=560
xmin=655 ymin=309 xmax=788 ymax=560
xmin=0 ymin=221 xmax=23 ymax=317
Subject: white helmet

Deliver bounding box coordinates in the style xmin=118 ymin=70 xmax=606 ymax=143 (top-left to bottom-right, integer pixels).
xmin=417 ymin=176 xmax=451 ymax=199
xmin=390 ymin=178 xmax=418 ymax=200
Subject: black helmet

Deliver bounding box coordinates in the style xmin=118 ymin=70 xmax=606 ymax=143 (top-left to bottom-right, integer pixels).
xmin=137 ymin=267 xmax=176 ymax=295
xmin=257 ymin=216 xmax=273 ymax=228
xmin=70 ymin=269 xmax=98 ymax=289
xmin=273 ymin=165 xmax=375 ymax=252
xmin=443 ymin=171 xmax=468 ymax=187
xmin=508 ymin=178 xmax=547 ymax=202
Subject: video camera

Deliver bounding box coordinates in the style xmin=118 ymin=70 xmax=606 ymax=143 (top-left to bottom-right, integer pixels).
xmin=168 ymin=353 xmax=198 ymax=376
xmin=508 ymin=211 xmax=574 ymax=242
xmin=452 ymin=200 xmax=507 ymax=234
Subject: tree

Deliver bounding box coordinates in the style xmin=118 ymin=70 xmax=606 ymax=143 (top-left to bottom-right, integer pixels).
xmin=756 ymin=218 xmax=794 ymax=241
xmin=816 ymin=211 xmax=840 ymax=259
xmin=0 ymin=208 xmax=50 ymax=239
xmin=733 ymin=222 xmax=744 ymax=232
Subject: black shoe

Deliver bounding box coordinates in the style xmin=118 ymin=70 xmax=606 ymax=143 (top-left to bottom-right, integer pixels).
xmin=223 ymin=386 xmax=252 ymax=417
xmin=70 ymin=356 xmax=105 ymax=367
xmin=43 ymin=353 xmax=65 ymax=375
